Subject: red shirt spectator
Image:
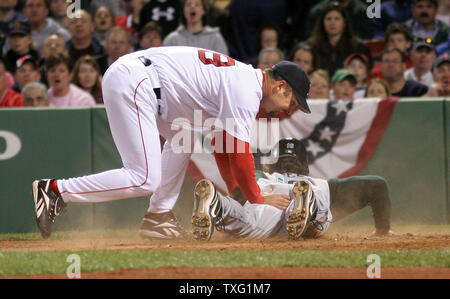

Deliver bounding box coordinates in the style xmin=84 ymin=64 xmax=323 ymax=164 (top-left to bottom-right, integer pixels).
xmin=0 ymin=89 xmax=25 ymax=107
xmin=0 ymin=59 xmax=24 ymax=107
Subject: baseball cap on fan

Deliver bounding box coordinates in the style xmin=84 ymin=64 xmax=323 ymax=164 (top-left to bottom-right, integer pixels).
xmin=271 ymin=61 xmax=311 ymax=114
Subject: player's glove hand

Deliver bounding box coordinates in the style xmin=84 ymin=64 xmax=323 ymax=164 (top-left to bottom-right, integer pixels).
xmin=262 ymin=188 xmax=291 ymax=210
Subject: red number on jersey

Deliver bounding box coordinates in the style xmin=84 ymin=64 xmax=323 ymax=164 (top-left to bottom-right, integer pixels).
xmin=198 ymin=49 xmax=235 ymax=67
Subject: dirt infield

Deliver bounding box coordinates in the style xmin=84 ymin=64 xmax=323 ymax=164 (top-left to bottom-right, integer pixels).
xmin=1 ymin=228 xmax=448 ymax=279
xmin=1 ymin=230 xmax=449 ymax=253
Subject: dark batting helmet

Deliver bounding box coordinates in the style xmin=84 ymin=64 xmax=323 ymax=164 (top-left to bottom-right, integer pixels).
xmin=255 ymin=138 xmax=310 ymax=175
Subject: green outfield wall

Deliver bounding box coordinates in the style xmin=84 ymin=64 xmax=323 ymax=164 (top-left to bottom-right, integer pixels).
xmin=0 ymin=99 xmax=448 ymax=234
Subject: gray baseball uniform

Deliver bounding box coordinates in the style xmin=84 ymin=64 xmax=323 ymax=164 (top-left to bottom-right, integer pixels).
xmin=217 ymin=171 xmax=332 ymax=239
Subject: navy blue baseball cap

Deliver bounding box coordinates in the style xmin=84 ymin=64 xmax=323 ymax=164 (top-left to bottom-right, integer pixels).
xmin=272 ymin=61 xmax=311 ymax=114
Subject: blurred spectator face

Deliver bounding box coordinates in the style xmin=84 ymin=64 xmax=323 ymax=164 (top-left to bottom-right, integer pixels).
xmin=106 ymin=30 xmax=132 ymax=62
xmin=15 ymin=61 xmax=41 ymax=89
xmin=366 ymin=81 xmax=388 ymax=98
xmin=139 ymin=30 xmax=163 ymax=49
xmin=257 ymin=50 xmax=282 ymax=69
xmin=9 ymin=34 xmax=32 ymax=55
xmin=345 ymin=58 xmax=368 ymax=86
xmin=94 ymin=7 xmax=115 ymax=33
xmin=381 ymin=50 xmax=405 ymax=80
xmin=50 ymin=0 xmax=70 ymax=18
xmin=77 ymin=62 xmax=99 ymax=91
xmin=411 ymin=46 xmax=436 ymax=71
xmin=323 ymin=10 xmax=345 ymax=37
xmin=261 ymin=28 xmax=278 ymax=49
xmin=23 ymin=87 xmax=49 ymax=107
xmin=24 ymin=0 xmax=49 ymax=24
xmin=41 ymin=34 xmax=68 ymax=60
xmin=184 ymin=0 xmax=205 ymax=25
xmin=47 ymin=62 xmax=71 ymax=94
xmin=309 ymin=74 xmax=330 ymax=99
xmin=433 ymin=61 xmax=450 ymax=92
xmin=412 ymin=0 xmax=438 ymax=26
xmin=293 ymin=49 xmax=313 ymax=74
xmin=387 ymin=33 xmax=411 ymax=53
xmin=333 ymin=79 xmax=356 ymax=99
xmin=68 ymin=10 xmax=94 ymax=41
xmin=0 ymin=0 xmax=18 ymax=10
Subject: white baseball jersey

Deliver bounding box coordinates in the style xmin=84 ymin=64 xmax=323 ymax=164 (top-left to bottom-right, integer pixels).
xmin=57 ymin=46 xmax=265 ymax=216
xmin=219 ymin=172 xmax=332 ymax=239
xmin=128 ymin=46 xmax=264 ymax=142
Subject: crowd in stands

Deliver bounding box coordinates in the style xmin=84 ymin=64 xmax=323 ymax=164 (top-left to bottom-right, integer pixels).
xmin=0 ymin=0 xmax=449 ymax=109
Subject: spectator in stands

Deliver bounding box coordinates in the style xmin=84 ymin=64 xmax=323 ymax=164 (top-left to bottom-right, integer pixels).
xmin=4 ymin=21 xmax=39 ymax=73
xmin=370 ymin=23 xmax=415 ymax=79
xmin=426 ymin=53 xmax=450 ymax=96
xmin=137 ymin=21 xmax=163 ymax=50
xmin=247 ymin=24 xmax=282 ymax=67
xmin=331 ymin=68 xmax=357 ymax=100
xmin=365 ymin=78 xmax=391 ymax=98
xmin=49 ymin=0 xmax=70 ymax=30
xmin=307 ymin=0 xmax=373 ymax=40
xmin=308 ymin=2 xmax=372 ymax=79
xmin=22 ymin=81 xmax=49 ymax=106
xmin=139 ymin=0 xmax=181 ymax=38
xmin=46 ymin=52 xmax=96 ymax=107
xmin=39 ymin=33 xmax=67 ymax=86
xmin=256 ymin=47 xmax=283 ymax=70
xmin=308 ymin=69 xmax=331 ymax=99
xmin=163 ymin=0 xmax=228 ymax=55
xmin=90 ymin=0 xmax=126 ymax=19
xmin=289 ymin=43 xmax=315 ymax=74
xmin=372 ymin=0 xmax=413 ymax=40
xmin=344 ymin=53 xmax=370 ymax=99
xmin=40 ymin=33 xmax=67 ymax=61
xmin=66 ymin=10 xmax=104 ymax=63
xmin=259 ymin=24 xmax=281 ymax=52
xmin=72 ymin=55 xmax=103 ymax=104
xmin=0 ymin=57 xmax=24 ymax=107
xmin=381 ymin=47 xmax=429 ymax=96
xmin=405 ymin=0 xmax=450 ymax=46
xmin=115 ymin=0 xmax=149 ymax=39
xmin=229 ymin=0 xmax=287 ymax=62
xmin=96 ymin=26 xmax=133 ymax=75
xmin=436 ymin=0 xmax=450 ymax=24
xmin=93 ymin=6 xmax=115 ymax=46
xmin=405 ymin=41 xmax=437 ymax=86
xmin=23 ymin=0 xmax=71 ymax=51
xmin=0 ymin=0 xmax=27 ymax=37
xmin=12 ymin=55 xmax=41 ymax=94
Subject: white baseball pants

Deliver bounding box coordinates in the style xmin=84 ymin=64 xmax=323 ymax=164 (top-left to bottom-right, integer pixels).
xmin=57 ymin=56 xmax=189 ymax=213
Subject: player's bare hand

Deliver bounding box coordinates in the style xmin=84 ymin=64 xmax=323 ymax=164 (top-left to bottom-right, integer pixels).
xmin=262 ymin=188 xmax=291 ymax=210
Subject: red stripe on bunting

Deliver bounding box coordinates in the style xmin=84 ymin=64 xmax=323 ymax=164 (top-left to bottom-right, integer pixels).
xmin=338 ymin=97 xmax=399 ymax=178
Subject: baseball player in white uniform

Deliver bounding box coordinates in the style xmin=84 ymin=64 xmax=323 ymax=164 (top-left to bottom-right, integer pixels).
xmin=192 ymin=138 xmax=393 ymax=241
xmin=31 ymin=46 xmax=311 ymax=239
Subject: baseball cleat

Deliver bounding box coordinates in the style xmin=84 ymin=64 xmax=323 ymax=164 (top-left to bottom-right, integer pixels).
xmin=192 ymin=179 xmax=222 ymax=241
xmin=139 ymin=211 xmax=186 ymax=240
xmin=32 ymin=179 xmax=66 ymax=239
xmin=286 ymin=179 xmax=317 ymax=240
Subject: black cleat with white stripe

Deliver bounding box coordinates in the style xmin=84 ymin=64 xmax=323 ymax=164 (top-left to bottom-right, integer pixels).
xmin=32 ymin=179 xmax=66 ymax=239
xmin=139 ymin=211 xmax=187 ymax=240
xmin=192 ymin=179 xmax=223 ymax=241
